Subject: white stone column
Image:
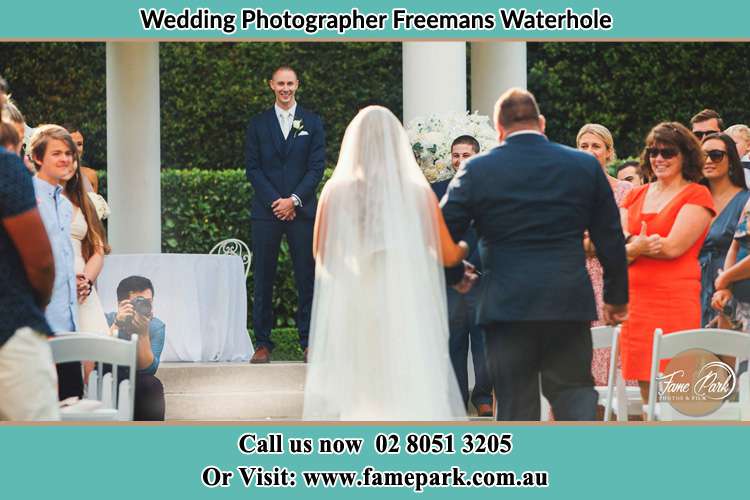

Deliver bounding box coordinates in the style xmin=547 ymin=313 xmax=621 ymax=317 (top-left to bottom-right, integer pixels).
xmin=106 ymin=42 xmax=161 ymax=254
xmin=402 ymin=42 xmax=466 ymax=124
xmin=470 ymin=42 xmax=527 ymax=118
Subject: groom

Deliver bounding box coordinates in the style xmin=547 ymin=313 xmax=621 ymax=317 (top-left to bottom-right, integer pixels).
xmin=441 ymin=89 xmax=628 ymax=420
xmin=245 ymin=65 xmax=326 ymax=363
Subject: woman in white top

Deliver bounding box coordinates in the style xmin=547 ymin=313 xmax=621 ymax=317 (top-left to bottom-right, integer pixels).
xmin=62 ymin=158 xmax=111 ymax=335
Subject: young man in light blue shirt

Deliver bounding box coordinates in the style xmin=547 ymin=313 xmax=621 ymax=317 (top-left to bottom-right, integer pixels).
xmin=30 ymin=124 xmax=90 ymax=399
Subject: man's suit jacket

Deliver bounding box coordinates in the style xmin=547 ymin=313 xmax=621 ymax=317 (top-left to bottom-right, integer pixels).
xmin=432 ymin=179 xmax=481 ymax=270
xmin=441 ymin=132 xmax=628 ymax=324
xmin=245 ymin=105 xmax=326 ymax=220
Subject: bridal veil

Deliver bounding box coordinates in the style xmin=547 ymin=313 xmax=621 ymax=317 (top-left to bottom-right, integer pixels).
xmin=302 ymin=106 xmax=466 ymax=420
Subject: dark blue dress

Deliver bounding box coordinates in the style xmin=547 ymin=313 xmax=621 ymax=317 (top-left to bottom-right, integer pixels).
xmin=700 ymin=190 xmax=750 ymax=327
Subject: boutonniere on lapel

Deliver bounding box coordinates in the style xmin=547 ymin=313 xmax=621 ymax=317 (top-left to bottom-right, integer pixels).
xmin=292 ymin=119 xmax=306 ymax=138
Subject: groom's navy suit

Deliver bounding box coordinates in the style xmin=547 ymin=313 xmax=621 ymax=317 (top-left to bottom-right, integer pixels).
xmin=245 ymin=105 xmax=325 ymax=350
xmin=441 ymin=132 xmax=628 ymax=420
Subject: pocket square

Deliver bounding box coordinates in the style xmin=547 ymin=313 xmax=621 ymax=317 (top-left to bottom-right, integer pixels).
xmin=298 ymin=131 xmax=309 ymax=136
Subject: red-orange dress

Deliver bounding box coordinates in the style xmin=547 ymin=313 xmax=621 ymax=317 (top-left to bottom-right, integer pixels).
xmin=620 ymin=183 xmax=715 ymax=381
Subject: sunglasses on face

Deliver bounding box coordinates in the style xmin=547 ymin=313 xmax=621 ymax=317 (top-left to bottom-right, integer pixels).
xmin=647 ymin=147 xmax=679 ymax=159
xmin=704 ymin=149 xmax=728 ymax=162
xmin=694 ymin=130 xmax=720 ymax=139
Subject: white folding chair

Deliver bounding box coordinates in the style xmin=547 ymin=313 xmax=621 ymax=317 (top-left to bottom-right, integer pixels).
xmin=49 ymin=332 xmax=138 ymax=421
xmin=591 ymin=326 xmax=642 ymax=421
xmin=210 ymin=238 xmax=252 ymax=278
xmin=646 ymin=328 xmax=750 ymax=421
xmin=592 ymin=326 xmax=618 ymax=421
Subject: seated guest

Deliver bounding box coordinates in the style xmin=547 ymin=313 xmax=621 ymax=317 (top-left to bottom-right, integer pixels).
xmin=432 ymin=135 xmax=493 ymax=417
xmin=616 ymin=160 xmax=644 ymax=186
xmin=29 ymin=125 xmax=86 ymax=400
xmin=0 ymin=145 xmax=59 ymax=420
xmin=106 ymin=276 xmax=166 ymax=421
xmin=62 ymin=123 xmax=98 ymax=193
xmin=0 ymin=121 xmax=21 ymax=154
xmin=699 ymin=133 xmax=748 ymax=328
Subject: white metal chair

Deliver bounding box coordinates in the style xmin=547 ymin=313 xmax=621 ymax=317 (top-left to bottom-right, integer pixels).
xmin=591 ymin=326 xmax=642 ymax=421
xmin=49 ymin=332 xmax=138 ymax=421
xmin=210 ymin=238 xmax=252 ymax=278
xmin=646 ymin=328 xmax=750 ymax=421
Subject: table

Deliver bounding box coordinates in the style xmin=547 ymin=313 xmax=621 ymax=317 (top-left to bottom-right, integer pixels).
xmin=97 ymin=253 xmax=253 ymax=362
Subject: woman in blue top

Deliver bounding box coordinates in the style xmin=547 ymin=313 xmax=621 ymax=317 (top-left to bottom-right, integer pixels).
xmin=713 ymin=197 xmax=750 ymax=332
xmin=700 ymin=133 xmax=749 ymax=327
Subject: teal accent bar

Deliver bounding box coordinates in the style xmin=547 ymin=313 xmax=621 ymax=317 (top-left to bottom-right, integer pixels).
xmin=2 ymin=424 xmax=748 ymax=498
xmin=2 ymin=1 xmax=749 ymax=40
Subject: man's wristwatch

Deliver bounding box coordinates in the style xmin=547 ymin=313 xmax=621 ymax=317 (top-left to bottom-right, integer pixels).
xmin=291 ymin=194 xmax=301 ymax=207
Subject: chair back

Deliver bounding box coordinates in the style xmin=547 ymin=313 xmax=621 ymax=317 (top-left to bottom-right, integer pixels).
xmin=210 ymin=238 xmax=252 ymax=278
xmin=49 ymin=332 xmax=138 ymax=420
xmin=591 ymin=326 xmax=621 ymax=421
xmin=647 ymin=328 xmax=750 ymax=421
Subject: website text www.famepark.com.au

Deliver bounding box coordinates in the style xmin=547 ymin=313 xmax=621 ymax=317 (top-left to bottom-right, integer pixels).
xmin=303 ymin=466 xmax=549 ymax=492
xmin=227 ymin=465 xmax=549 ymax=492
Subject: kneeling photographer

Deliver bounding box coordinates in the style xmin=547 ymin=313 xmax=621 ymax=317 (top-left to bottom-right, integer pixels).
xmin=106 ymin=276 xmax=165 ymax=421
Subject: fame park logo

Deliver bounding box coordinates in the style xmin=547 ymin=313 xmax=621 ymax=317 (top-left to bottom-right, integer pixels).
xmin=657 ymin=349 xmax=736 ymax=417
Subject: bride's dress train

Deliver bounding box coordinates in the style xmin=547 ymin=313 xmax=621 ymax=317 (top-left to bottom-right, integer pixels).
xmin=302 ymin=106 xmax=466 ymax=421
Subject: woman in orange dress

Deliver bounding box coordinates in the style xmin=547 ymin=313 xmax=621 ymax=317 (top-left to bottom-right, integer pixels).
xmin=620 ymin=122 xmax=715 ymax=402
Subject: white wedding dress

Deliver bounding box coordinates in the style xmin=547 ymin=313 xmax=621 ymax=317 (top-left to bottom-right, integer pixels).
xmin=71 ymin=207 xmax=110 ymax=335
xmin=302 ymin=106 xmax=466 ymax=421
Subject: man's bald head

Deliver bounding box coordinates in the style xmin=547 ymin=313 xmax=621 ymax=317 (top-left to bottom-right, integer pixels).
xmin=493 ymin=88 xmax=545 ymax=140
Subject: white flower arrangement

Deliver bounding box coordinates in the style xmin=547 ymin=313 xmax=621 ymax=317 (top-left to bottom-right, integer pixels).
xmin=406 ymin=111 xmax=499 ymax=183
xmin=87 ymin=191 xmax=111 ymax=220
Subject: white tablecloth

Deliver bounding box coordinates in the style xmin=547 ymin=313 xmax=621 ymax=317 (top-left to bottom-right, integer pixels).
xmin=97 ymin=253 xmax=253 ymax=362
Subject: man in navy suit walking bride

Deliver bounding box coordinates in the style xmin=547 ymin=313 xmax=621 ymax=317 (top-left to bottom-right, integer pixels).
xmin=245 ymin=65 xmax=326 ymax=364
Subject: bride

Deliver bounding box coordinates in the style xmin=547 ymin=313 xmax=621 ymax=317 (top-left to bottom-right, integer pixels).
xmin=303 ymin=106 xmax=468 ymax=420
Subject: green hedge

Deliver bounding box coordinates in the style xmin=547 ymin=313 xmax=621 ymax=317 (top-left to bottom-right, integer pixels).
xmin=7 ymin=42 xmax=750 ymax=171
xmin=1 ymin=42 xmax=402 ymax=170
xmin=253 ymin=328 xmax=304 ymax=362
xmin=527 ymin=42 xmax=750 ymax=158
xmin=99 ymin=168 xmax=332 ymax=335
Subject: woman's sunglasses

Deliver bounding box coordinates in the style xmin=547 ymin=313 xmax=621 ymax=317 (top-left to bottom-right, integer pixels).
xmin=647 ymin=147 xmax=679 ymax=159
xmin=704 ymin=149 xmax=727 ymax=162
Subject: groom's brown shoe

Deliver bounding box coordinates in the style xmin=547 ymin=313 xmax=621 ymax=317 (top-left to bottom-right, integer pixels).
xmin=250 ymin=346 xmax=271 ymax=364
xmin=304 ymin=348 xmax=309 ymax=363
xmin=477 ymin=403 xmax=494 ymax=417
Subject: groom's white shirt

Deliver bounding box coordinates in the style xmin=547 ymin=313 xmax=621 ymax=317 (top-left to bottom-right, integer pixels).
xmin=275 ymin=102 xmax=297 ymax=139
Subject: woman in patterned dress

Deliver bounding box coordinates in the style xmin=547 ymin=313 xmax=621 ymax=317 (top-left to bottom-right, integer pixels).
xmin=576 ymin=123 xmax=632 ymax=387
